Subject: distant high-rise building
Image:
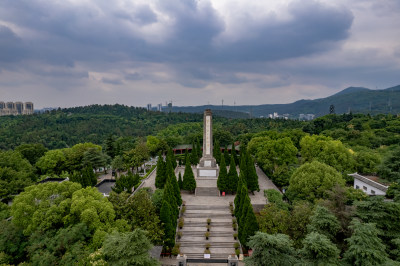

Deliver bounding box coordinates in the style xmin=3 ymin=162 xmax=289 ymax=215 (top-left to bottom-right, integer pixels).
xmin=157 ymin=103 xmax=162 ymax=112
xmin=147 ymin=103 xmax=152 ymax=111
xmin=0 ymin=101 xmax=34 ymax=116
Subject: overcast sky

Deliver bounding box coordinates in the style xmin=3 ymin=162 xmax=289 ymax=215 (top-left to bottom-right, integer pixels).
xmin=0 ymin=0 xmax=399 ymax=108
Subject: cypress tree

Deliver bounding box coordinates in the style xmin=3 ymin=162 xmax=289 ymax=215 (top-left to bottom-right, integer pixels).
xmin=155 ymin=153 xmax=166 ymax=189
xmin=217 ymin=154 xmax=228 ymax=193
xmin=224 ymin=149 xmax=230 ymax=166
xmin=232 ymin=142 xmax=239 ymax=166
xmin=160 ymin=200 xmax=175 ymax=249
xmin=214 ymin=141 xmax=221 ymax=165
xmin=183 ymin=159 xmax=197 ymax=192
xmin=238 ymin=195 xmax=251 ymax=243
xmin=167 ymin=147 xmax=177 ymax=169
xmin=163 ymin=179 xmax=178 ymax=223
xmin=190 ymin=143 xmax=197 ymax=165
xmin=242 ymin=204 xmax=259 ymax=247
xmin=247 ymin=155 xmax=260 ymax=193
xmin=178 ymin=172 xmax=183 ymax=190
xmin=234 ymin=177 xmax=247 ymax=218
xmin=184 ymin=149 xmax=188 ymax=165
xmin=166 ymin=158 xmax=182 ymax=206
xmin=239 ymin=150 xmax=249 ymax=185
xmin=227 ymin=154 xmax=238 ymax=193
xmin=196 ymin=139 xmax=202 ymax=160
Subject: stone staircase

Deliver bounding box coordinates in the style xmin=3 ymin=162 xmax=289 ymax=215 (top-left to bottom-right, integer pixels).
xmin=177 ymin=204 xmax=239 ymax=260
xmin=195 ymin=178 xmax=220 ymax=197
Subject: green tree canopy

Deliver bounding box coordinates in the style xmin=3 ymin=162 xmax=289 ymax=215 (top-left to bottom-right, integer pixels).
xmin=217 ymin=154 xmax=228 ymax=193
xmin=227 ymin=154 xmax=238 ymax=193
xmin=344 ymin=219 xmax=388 ymax=266
xmin=307 ymin=206 xmax=341 ymax=241
xmin=102 ymin=229 xmax=160 ymax=266
xmin=287 ymin=161 xmax=345 ymax=202
xmin=15 ymin=143 xmax=48 ymax=165
xmin=182 ymin=159 xmax=196 ymax=192
xmin=378 ymin=145 xmax=400 ymax=181
xmin=300 ymin=232 xmax=340 ymax=266
xmin=244 ymin=232 xmax=297 ymax=266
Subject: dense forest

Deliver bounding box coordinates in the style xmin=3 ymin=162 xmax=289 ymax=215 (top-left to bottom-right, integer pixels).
xmin=1 ymin=105 xmax=400 ymax=265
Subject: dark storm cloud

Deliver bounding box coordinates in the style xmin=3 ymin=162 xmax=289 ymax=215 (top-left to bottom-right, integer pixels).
xmin=0 ymin=0 xmax=353 ymax=67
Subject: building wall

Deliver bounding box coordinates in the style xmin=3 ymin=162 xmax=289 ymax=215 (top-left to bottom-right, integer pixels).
xmin=0 ymin=101 xmax=34 ymax=116
xmin=354 ymin=179 xmax=386 ymax=196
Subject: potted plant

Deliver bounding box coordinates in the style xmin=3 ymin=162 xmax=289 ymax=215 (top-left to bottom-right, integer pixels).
xmin=229 ymin=202 xmax=233 ymax=207
xmin=232 ymin=218 xmax=237 ymax=224
xmin=235 ymin=248 xmax=240 ymax=257
xmin=180 ymin=206 xmax=186 ymax=215
xmin=233 ymin=233 xmax=238 ymax=240
xmin=207 ymin=218 xmax=211 ymax=225
xmin=204 ymin=231 xmax=210 ymax=240
xmin=178 ymin=218 xmax=184 ymax=229
xmin=206 ymin=224 xmax=211 ymax=232
xmin=234 ymin=242 xmax=240 ymax=249
xmin=232 ymin=223 xmax=237 ymax=231
xmin=171 ymin=245 xmax=180 ymax=256
xmin=177 ymin=231 xmax=183 ymax=239
xmin=205 ymin=243 xmax=211 ymax=250
xmin=182 ymin=201 xmax=186 ymax=206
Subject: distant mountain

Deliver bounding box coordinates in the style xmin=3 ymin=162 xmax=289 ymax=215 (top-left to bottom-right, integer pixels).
xmin=171 ymin=85 xmax=400 ymax=118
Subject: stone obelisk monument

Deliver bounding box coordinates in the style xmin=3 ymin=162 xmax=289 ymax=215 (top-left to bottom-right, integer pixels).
xmin=197 ymin=109 xmax=219 ymax=177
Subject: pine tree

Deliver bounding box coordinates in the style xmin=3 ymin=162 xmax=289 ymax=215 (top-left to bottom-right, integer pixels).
xmin=160 ymin=200 xmax=176 ymax=249
xmin=239 ymin=191 xmax=251 ymax=228
xmin=178 ymin=172 xmax=183 ymax=190
xmin=155 ymin=153 xmax=166 ymax=189
xmin=167 ymin=147 xmax=177 ymax=169
xmin=214 ymin=141 xmax=221 ymax=165
xmin=82 ymin=165 xmax=97 ymax=187
xmin=183 ymin=159 xmax=196 ymax=192
xmin=247 ymin=155 xmax=260 ymax=193
xmin=239 ymin=150 xmax=249 ymax=185
xmin=163 ymin=179 xmax=178 ymax=223
xmin=242 ymin=204 xmax=259 ymax=247
xmin=227 ymin=154 xmax=238 ymax=193
xmin=217 ymin=154 xmax=228 ymax=193
xmin=184 ymin=149 xmax=188 ymax=165
xmin=196 ymin=139 xmax=202 ymax=160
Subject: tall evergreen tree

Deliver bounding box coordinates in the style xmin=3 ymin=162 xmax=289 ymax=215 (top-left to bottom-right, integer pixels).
xmin=167 ymin=147 xmax=177 ymax=169
xmin=217 ymin=154 xmax=228 ymax=193
xmin=104 ymin=134 xmax=117 ymax=159
xmin=196 ymin=139 xmax=202 ymax=159
xmin=227 ymin=154 xmax=238 ymax=193
xmin=184 ymin=149 xmax=188 ymax=165
xmin=155 ymin=153 xmax=166 ymax=189
xmin=190 ymin=143 xmax=198 ymax=165
xmin=166 ymin=158 xmax=182 ymax=206
xmin=232 ymin=142 xmax=239 ymax=166
xmin=234 ymin=178 xmax=247 ymax=218
xmin=160 ymin=200 xmax=176 ymax=249
xmin=239 ymin=151 xmax=249 ymax=185
xmin=163 ymin=179 xmax=178 ymax=224
xmin=183 ymin=159 xmax=196 ymax=192
xmin=178 ymin=172 xmax=183 ymax=190
xmin=224 ymin=149 xmax=230 ymax=166
xmin=344 ymin=219 xmax=388 ymax=265
xmin=247 ymin=155 xmax=260 ymax=193
xmin=242 ymin=204 xmax=259 ymax=247
xmin=214 ymin=141 xmax=221 ymax=165
xmin=239 ymin=192 xmax=251 ymax=227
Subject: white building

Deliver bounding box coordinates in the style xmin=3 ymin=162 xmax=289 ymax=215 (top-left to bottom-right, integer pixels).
xmin=349 ymin=173 xmax=389 ymax=196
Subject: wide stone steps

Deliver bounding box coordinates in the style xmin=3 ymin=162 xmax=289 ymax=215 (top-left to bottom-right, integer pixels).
xmin=183 ymin=222 xmax=232 ymax=227
xmin=183 ymin=253 xmax=233 ymax=260
xmin=195 ymin=187 xmax=220 ymax=196
xmin=185 ymin=205 xmax=229 ymax=210
xmin=183 ymin=213 xmax=232 ymax=218
xmin=180 ymin=231 xmax=235 ymax=237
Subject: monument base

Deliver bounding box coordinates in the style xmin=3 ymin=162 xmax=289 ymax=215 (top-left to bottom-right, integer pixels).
xmin=197 ymin=157 xmax=219 ymax=177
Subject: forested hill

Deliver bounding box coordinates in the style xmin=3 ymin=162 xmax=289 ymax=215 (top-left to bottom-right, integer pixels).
xmin=171 ymin=85 xmax=400 ymax=118
xmin=0 ymin=105 xmax=202 ymax=150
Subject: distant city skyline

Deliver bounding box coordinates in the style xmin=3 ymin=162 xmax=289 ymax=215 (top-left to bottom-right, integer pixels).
xmin=0 ymin=0 xmax=399 ymax=109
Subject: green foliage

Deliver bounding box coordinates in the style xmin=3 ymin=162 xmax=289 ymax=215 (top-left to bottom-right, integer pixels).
xmin=178 ymin=172 xmax=183 ymax=190
xmin=379 ymin=145 xmax=400 ymax=181
xmin=387 ymin=182 xmax=400 ymax=199
xmin=287 ymin=201 xmax=313 ymax=248
xmin=300 ymin=232 xmax=340 ymax=265
xmin=213 ymin=141 xmax=221 ymax=164
xmin=82 ymin=147 xmax=108 ymax=170
xmin=307 ymin=206 xmax=341 ymax=241
xmin=0 ymin=221 xmax=27 ymax=264
xmin=258 ymin=203 xmax=290 ymax=235
xmin=111 ymin=155 xmax=125 ymax=174
xmin=160 ymin=200 xmax=176 ymax=249
xmin=241 ymin=206 xmax=259 ymax=247
xmin=234 ymin=182 xmax=247 ymax=220
xmin=287 ymin=161 xmax=345 ymax=202
xmin=27 ymin=223 xmax=91 ymax=265
xmin=183 ymin=159 xmax=196 ymax=192
xmin=15 ymin=143 xmax=48 ymax=165
xmin=246 ymin=154 xmax=259 ymax=192
xmin=112 ymin=172 xmax=141 ymax=193
xmin=155 ymin=153 xmax=166 ymax=189
xmin=11 ymin=181 xmax=82 ymax=235
xmin=353 ymin=147 xmax=381 ymax=174
xmin=151 ymin=189 xmax=164 ymax=214
xmin=344 ymin=219 xmax=388 ymax=266
xmin=355 ymin=196 xmax=400 ymax=245
xmin=300 ymin=135 xmax=355 ymax=175
xmin=217 ymin=154 xmax=228 ymax=192
xmin=124 ymin=143 xmax=149 ymax=171
xmin=244 ymin=232 xmax=297 ymax=266
xmin=227 ymin=154 xmax=238 ymax=193
xmin=264 ymin=189 xmax=288 ymax=210
xmin=102 ymin=229 xmax=160 ymax=266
